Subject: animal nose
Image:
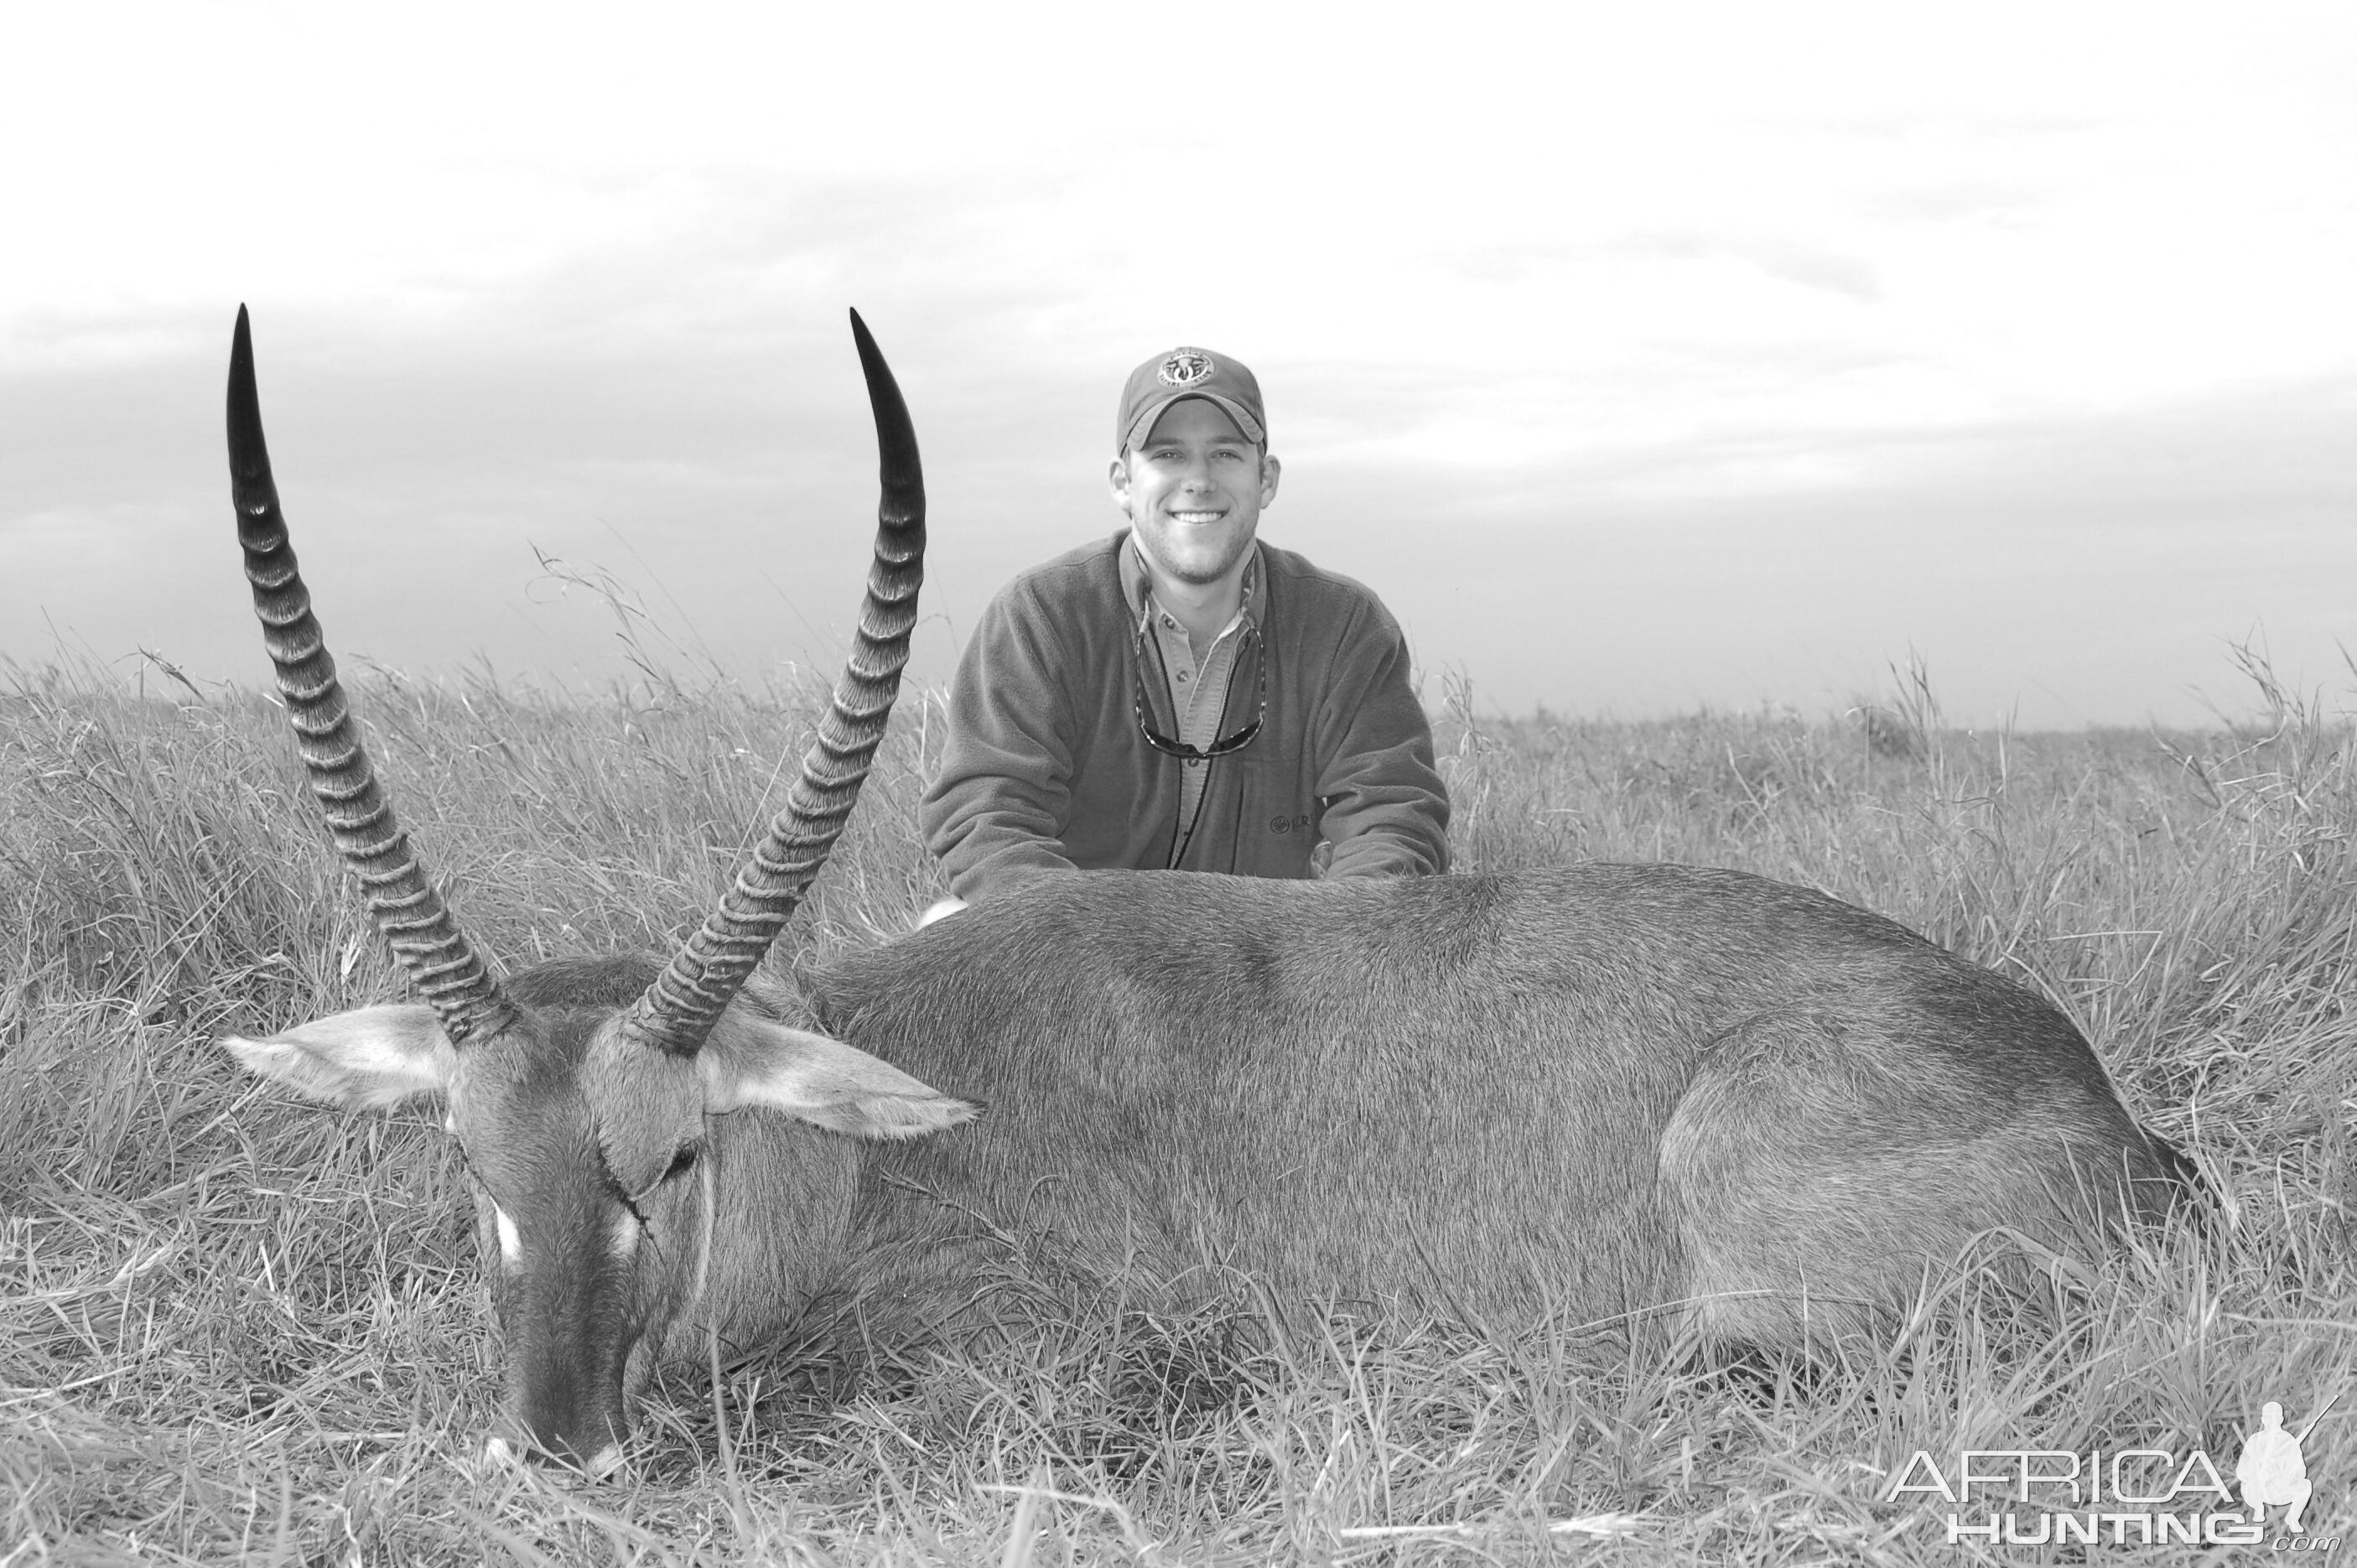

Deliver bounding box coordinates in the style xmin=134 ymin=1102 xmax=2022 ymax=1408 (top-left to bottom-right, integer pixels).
xmin=483 ymin=1432 xmax=625 ymax=1482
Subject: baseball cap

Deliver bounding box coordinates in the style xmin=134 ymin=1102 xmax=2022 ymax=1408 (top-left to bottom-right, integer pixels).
xmin=1116 ymin=346 xmax=1266 ymax=454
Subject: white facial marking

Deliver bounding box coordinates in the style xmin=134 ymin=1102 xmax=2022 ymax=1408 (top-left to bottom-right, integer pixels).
xmin=586 ymin=1443 xmax=625 ymax=1481
xmin=610 ymin=1209 xmax=640 ymax=1261
xmin=495 ymin=1207 xmax=522 ymax=1265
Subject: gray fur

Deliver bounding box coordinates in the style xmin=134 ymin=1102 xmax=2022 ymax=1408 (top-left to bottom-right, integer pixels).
xmin=808 ymin=868 xmax=2181 ymax=1337
xmin=631 ymin=863 xmax=2188 ymax=1372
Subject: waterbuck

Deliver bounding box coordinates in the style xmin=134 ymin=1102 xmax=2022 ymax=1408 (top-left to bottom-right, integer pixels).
xmin=220 ymin=309 xmax=2196 ymax=1478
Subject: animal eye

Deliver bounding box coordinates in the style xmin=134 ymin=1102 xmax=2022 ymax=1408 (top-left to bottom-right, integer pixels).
xmin=663 ymin=1145 xmax=701 ymax=1182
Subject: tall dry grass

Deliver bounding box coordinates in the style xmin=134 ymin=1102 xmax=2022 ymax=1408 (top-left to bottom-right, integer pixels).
xmin=3 ymin=651 xmax=2351 ymax=1565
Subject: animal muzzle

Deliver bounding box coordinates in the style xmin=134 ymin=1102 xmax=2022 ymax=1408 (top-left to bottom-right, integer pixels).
xmin=484 ymin=1430 xmax=626 ymax=1482
xmin=493 ymin=1272 xmax=641 ymax=1480
xmin=496 ymin=1347 xmax=634 ymax=1479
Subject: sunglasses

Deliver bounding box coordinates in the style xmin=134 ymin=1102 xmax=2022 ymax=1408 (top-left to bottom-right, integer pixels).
xmin=1132 ymin=616 xmax=1266 ymax=761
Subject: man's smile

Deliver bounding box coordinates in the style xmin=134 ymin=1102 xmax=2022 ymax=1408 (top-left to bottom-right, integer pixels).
xmin=1168 ymin=508 xmax=1228 ymax=524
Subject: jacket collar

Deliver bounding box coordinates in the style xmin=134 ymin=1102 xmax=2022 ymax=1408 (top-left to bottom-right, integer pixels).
xmin=1119 ymin=532 xmax=1264 ymax=636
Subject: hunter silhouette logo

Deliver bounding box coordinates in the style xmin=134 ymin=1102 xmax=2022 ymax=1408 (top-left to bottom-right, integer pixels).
xmin=1887 ymin=1390 xmax=2341 ymax=1549
xmin=2239 ymin=1394 xmax=2336 ymax=1535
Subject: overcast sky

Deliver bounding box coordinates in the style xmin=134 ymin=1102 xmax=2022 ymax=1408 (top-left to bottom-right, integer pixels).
xmin=4 ymin=2 xmax=2350 ymax=728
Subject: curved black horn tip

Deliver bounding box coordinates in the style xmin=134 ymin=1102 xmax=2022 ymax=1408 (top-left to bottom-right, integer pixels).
xmin=228 ymin=305 xmax=269 ymax=477
xmin=231 ymin=304 xmax=254 ymax=402
xmin=847 ymin=308 xmax=911 ymax=428
xmin=847 ymin=308 xmax=888 ymax=385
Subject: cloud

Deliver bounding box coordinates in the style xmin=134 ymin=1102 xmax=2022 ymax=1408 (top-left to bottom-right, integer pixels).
xmin=10 ymin=253 xmax=2342 ymax=730
xmin=1327 ymin=371 xmax=2357 ymax=726
xmin=6 ymin=4 xmax=2354 ymax=730
xmin=1848 ymin=179 xmax=2050 ymax=226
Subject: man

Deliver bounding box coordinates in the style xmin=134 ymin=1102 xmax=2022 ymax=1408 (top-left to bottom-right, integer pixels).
xmin=920 ymin=345 xmax=1449 ymax=902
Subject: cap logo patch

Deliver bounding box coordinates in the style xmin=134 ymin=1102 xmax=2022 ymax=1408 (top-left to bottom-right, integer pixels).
xmin=1158 ymin=350 xmax=1215 ymax=387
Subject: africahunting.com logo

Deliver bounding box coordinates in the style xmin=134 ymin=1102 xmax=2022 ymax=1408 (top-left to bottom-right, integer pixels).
xmin=1886 ymin=1393 xmax=2339 ymax=1550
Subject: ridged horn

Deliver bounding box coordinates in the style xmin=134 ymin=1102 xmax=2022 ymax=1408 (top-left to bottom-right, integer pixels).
xmin=621 ymin=309 xmax=926 ymax=1057
xmin=228 ymin=306 xmax=521 ymax=1048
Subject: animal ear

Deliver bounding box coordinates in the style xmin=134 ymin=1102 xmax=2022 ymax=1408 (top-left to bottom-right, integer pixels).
xmin=699 ymin=1015 xmax=978 ymax=1140
xmin=221 ymin=1005 xmax=457 ymax=1110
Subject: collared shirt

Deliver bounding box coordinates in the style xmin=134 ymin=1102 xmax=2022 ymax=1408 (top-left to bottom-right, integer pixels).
xmin=1119 ymin=539 xmax=1261 ymax=854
